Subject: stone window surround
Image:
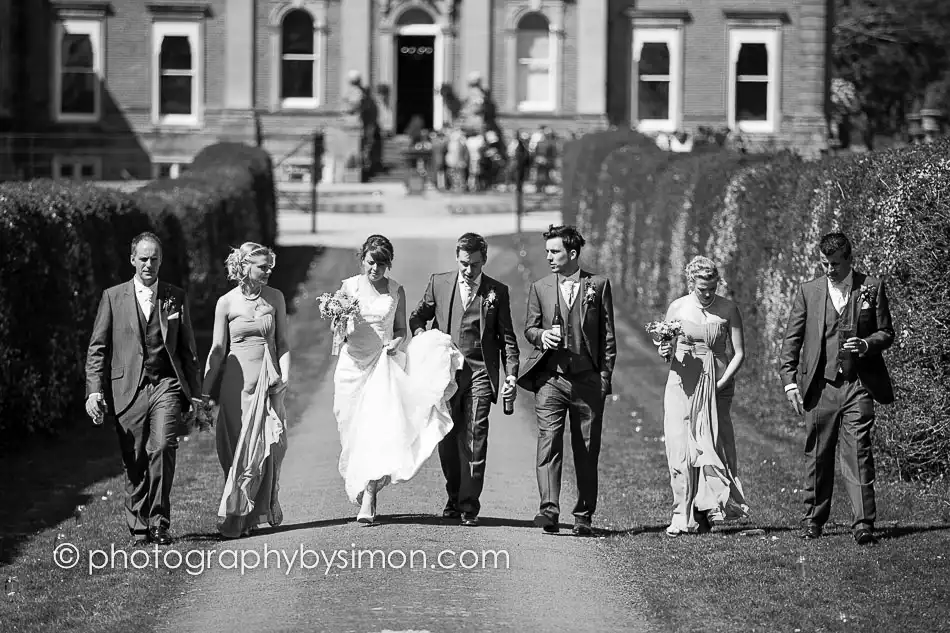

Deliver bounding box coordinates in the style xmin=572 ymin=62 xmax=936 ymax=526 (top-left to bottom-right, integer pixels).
xmin=726 ymin=11 xmax=787 ymax=135
xmin=147 ymin=3 xmax=210 ymax=128
xmin=505 ymin=0 xmax=565 ymax=114
xmin=378 ymin=1 xmax=452 ymax=132
xmin=51 ymin=2 xmax=113 ymax=124
xmin=627 ymin=10 xmax=690 ymax=134
xmin=269 ymin=1 xmax=330 ymax=111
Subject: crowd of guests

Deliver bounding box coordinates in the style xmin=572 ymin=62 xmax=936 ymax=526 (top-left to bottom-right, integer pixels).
xmin=404 ymin=119 xmax=571 ymax=193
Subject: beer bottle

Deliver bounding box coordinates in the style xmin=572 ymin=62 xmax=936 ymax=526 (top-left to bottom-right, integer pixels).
xmin=551 ymin=301 xmax=563 ymax=349
xmin=503 ymin=392 xmax=515 ymax=415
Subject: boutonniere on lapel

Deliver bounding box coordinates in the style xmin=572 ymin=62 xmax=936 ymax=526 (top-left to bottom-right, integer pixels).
xmin=859 ymin=283 xmax=876 ymax=310
xmin=484 ymin=288 xmax=497 ymax=309
xmin=583 ymin=279 xmax=598 ymax=306
xmin=161 ymin=290 xmax=178 ymax=316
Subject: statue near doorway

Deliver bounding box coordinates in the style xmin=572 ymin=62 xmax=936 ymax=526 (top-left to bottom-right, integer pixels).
xmin=343 ymin=70 xmax=383 ymax=181
xmin=458 ymin=71 xmax=499 ymax=136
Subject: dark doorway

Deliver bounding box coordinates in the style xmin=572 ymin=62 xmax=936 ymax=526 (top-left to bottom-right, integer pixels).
xmin=395 ymin=35 xmax=435 ymax=133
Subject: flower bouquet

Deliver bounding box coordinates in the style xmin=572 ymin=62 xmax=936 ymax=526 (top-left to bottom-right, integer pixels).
xmin=645 ymin=319 xmax=684 ymax=342
xmin=318 ymin=289 xmax=360 ymax=355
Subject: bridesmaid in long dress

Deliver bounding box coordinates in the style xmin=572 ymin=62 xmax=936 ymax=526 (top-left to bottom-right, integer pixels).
xmin=202 ymin=242 xmax=291 ymax=538
xmin=657 ymin=256 xmax=749 ymax=536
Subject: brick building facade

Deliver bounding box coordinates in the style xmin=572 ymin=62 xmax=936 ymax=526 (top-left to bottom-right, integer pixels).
xmin=0 ymin=0 xmax=830 ymax=183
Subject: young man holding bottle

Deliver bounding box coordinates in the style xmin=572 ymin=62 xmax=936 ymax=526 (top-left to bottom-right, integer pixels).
xmin=409 ymin=232 xmax=520 ymax=527
xmin=517 ymin=225 xmax=617 ymax=536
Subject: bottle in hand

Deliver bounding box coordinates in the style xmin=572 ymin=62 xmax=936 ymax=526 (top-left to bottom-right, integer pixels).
xmin=551 ymin=302 xmax=563 ymax=349
xmin=503 ymin=391 xmax=515 ymax=415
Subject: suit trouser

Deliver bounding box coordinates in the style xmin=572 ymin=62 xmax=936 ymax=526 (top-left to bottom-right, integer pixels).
xmin=440 ymin=367 xmax=493 ymax=516
xmin=114 ymin=377 xmax=182 ymax=535
xmin=802 ymin=375 xmax=877 ymax=529
xmin=535 ymin=369 xmax=604 ymax=521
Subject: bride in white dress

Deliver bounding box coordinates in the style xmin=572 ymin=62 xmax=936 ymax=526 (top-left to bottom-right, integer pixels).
xmin=333 ymin=235 xmax=464 ymax=523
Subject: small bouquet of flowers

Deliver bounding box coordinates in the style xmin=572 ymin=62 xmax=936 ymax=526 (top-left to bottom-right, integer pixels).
xmin=318 ymin=289 xmax=360 ymax=355
xmin=645 ymin=319 xmax=684 ymax=342
xmin=194 ymin=400 xmax=217 ymax=433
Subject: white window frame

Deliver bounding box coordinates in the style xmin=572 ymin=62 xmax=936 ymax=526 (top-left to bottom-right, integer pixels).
xmin=52 ymin=19 xmax=104 ymax=123
xmin=152 ymin=20 xmax=202 ymax=127
xmin=728 ymin=27 xmax=781 ymax=134
xmin=151 ymin=157 xmax=192 ymax=179
xmin=516 ymin=15 xmax=557 ymax=113
xmin=53 ymin=155 xmax=102 ymax=180
xmin=279 ymin=9 xmax=323 ymax=109
xmin=632 ymin=28 xmax=684 ymax=133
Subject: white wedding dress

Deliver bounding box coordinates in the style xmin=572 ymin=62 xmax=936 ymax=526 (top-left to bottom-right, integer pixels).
xmin=333 ymin=274 xmax=464 ymax=503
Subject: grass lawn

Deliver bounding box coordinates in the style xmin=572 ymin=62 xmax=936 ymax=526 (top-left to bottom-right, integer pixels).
xmin=507 ymin=231 xmax=950 ymax=633
xmin=0 ymin=245 xmax=338 ymax=632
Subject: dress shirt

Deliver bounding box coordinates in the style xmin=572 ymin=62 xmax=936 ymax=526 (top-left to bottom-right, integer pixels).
xmin=559 ymin=269 xmax=581 ymax=307
xmin=827 ymin=270 xmax=853 ymax=315
xmin=459 ymin=273 xmax=482 ymax=309
xmin=133 ymin=277 xmax=157 ymax=319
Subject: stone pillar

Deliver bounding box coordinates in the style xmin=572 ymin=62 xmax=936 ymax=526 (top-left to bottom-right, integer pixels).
xmin=224 ymin=0 xmax=254 ymax=110
xmin=340 ymin=0 xmax=372 ymax=98
xmin=575 ymin=0 xmax=606 ymax=116
xmin=379 ymin=26 xmax=394 ymax=89
xmin=461 ymin=0 xmax=491 ymax=89
xmin=440 ymin=22 xmax=455 ymax=127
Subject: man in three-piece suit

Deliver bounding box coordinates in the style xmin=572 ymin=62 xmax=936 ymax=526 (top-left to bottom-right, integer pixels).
xmin=780 ymin=232 xmax=895 ymax=546
xmin=85 ymin=232 xmax=201 ymax=545
xmin=518 ymin=225 xmax=616 ymax=536
xmin=409 ymin=233 xmax=520 ymax=527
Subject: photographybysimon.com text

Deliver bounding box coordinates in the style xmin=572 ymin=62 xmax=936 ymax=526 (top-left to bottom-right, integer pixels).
xmin=52 ymin=542 xmax=511 ymax=576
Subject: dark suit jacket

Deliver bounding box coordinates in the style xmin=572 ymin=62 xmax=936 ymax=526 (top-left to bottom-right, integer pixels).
xmin=518 ymin=270 xmax=617 ymax=394
xmin=779 ymin=270 xmax=895 ymax=405
xmin=409 ymin=271 xmax=520 ymax=403
xmin=85 ymin=280 xmax=201 ymax=418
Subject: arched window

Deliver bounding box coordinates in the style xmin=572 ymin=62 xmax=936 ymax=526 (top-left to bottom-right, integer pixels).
xmin=152 ymin=20 xmax=201 ymax=126
xmin=281 ymin=9 xmax=317 ymax=107
xmin=516 ymin=13 xmax=553 ymax=111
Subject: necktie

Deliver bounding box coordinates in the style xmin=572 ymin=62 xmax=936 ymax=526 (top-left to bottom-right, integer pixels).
xmin=139 ymin=287 xmax=154 ymax=319
xmin=462 ymin=280 xmax=475 ymax=309
xmin=563 ymin=279 xmax=575 ymax=306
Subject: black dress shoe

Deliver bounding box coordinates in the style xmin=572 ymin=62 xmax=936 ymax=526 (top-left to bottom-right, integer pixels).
xmin=442 ymin=507 xmax=461 ymax=520
xmin=800 ymin=524 xmax=822 ymax=540
xmin=148 ymin=526 xmax=173 ymax=545
xmin=534 ymin=512 xmax=559 ymax=533
xmin=853 ymin=528 xmax=877 ymax=545
xmin=461 ymin=515 xmax=479 ymax=527
xmin=572 ymin=521 xmax=593 ymax=537
xmin=130 ymin=535 xmax=150 ymax=547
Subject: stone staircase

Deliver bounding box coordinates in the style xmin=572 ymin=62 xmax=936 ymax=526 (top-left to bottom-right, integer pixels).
xmin=373 ymin=134 xmax=413 ymax=184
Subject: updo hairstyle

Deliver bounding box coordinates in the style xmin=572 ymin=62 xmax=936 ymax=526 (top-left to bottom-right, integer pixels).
xmin=225 ymin=242 xmax=275 ymax=283
xmin=685 ymin=256 xmax=721 ymax=290
xmin=359 ymin=234 xmax=394 ymax=268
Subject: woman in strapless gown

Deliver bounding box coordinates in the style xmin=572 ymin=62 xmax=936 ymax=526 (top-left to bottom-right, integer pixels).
xmin=657 ymin=256 xmax=749 ymax=536
xmin=333 ymin=235 xmax=463 ymax=524
xmin=203 ymin=243 xmax=290 ymax=538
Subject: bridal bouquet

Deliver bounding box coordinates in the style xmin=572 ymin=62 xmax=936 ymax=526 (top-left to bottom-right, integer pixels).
xmin=645 ymin=319 xmax=684 ymax=342
xmin=318 ymin=289 xmax=360 ymax=354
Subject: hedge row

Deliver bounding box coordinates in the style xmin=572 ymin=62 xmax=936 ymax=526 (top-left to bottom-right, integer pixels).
xmin=0 ymin=143 xmax=276 ymax=445
xmin=563 ymin=134 xmax=950 ymax=480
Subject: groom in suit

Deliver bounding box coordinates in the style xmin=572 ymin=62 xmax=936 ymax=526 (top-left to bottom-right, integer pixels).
xmin=518 ymin=225 xmax=616 ymax=535
xmin=409 ymin=233 xmax=520 ymax=526
xmin=85 ymin=232 xmax=201 ymax=545
xmin=780 ymin=232 xmax=895 ymax=545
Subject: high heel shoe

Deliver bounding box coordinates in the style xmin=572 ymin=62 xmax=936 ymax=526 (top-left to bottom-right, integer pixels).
xmin=356 ymin=481 xmax=377 ymax=524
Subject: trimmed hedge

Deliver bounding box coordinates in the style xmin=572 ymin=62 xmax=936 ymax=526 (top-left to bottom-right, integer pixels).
xmin=566 ymin=134 xmax=950 ymax=480
xmin=0 ymin=143 xmax=276 ymax=445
